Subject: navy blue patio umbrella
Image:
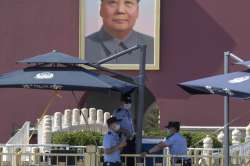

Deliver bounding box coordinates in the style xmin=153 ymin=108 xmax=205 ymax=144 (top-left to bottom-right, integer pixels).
xmin=8 ymin=50 xmax=137 ymax=94
xmin=179 ymin=70 xmax=250 ymax=99
xmin=0 ymin=50 xmax=137 ymax=142
xmin=179 ymin=58 xmax=250 ymax=166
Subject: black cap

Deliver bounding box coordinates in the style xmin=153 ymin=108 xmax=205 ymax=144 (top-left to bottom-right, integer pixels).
xmin=165 ymin=121 xmax=180 ymax=130
xmin=121 ymin=94 xmax=132 ymax=103
xmin=107 ymin=117 xmax=121 ymax=126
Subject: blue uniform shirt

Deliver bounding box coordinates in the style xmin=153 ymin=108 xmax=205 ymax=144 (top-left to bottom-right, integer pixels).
xmin=103 ymin=130 xmax=121 ymax=162
xmin=164 ymin=133 xmax=188 ymax=156
xmin=113 ymin=108 xmax=134 ymax=135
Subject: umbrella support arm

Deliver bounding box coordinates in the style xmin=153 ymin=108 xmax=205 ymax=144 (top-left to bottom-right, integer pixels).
xmin=228 ymin=52 xmax=244 ymax=63
xmin=96 ymin=45 xmax=141 ymax=65
xmin=96 ymin=44 xmax=147 ymax=153
xmin=89 ymin=44 xmax=145 ymax=83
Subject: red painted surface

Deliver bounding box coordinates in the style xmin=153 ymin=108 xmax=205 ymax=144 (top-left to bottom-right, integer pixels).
xmin=1 ymin=0 xmax=250 ymax=142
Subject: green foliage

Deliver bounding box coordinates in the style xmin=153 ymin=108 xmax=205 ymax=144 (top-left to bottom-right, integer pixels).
xmin=144 ymin=130 xmax=222 ymax=148
xmin=52 ymin=130 xmax=222 ymax=148
xmin=52 ymin=131 xmax=103 ymax=146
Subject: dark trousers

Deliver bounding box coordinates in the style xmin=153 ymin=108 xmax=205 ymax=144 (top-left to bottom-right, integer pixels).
xmin=103 ymin=162 xmax=121 ymax=166
xmin=122 ymin=137 xmax=136 ymax=166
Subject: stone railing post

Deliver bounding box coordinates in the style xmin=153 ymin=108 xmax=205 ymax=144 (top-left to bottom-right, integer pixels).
xmin=89 ymin=108 xmax=97 ymax=124
xmin=84 ymin=145 xmax=98 ymax=166
xmin=103 ymin=112 xmax=110 ymax=134
xmin=31 ymin=147 xmax=40 ymax=164
xmin=217 ymin=131 xmax=224 ymax=144
xmin=103 ymin=112 xmax=110 ymax=126
xmin=72 ymin=108 xmax=80 ymax=126
xmin=96 ymin=109 xmax=104 ymax=124
xmin=232 ymin=128 xmax=242 ymax=145
xmin=96 ymin=109 xmax=104 ymax=133
xmin=89 ymin=108 xmax=97 ymax=132
xmin=52 ymin=112 xmax=62 ymax=132
xmin=42 ymin=115 xmax=52 ymax=145
xmin=203 ymin=135 xmax=213 ymax=166
xmin=63 ymin=109 xmax=72 ymax=129
xmin=232 ymin=128 xmax=242 ymax=165
xmin=80 ymin=108 xmax=89 ymax=124
xmin=245 ymin=123 xmax=250 ymax=142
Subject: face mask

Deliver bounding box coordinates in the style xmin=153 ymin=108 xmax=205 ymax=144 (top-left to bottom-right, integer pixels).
xmin=113 ymin=124 xmax=120 ymax=132
xmin=124 ymin=104 xmax=132 ymax=110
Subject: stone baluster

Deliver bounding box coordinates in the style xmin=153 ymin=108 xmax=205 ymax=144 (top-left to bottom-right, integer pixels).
xmin=96 ymin=109 xmax=104 ymax=133
xmin=42 ymin=115 xmax=52 ymax=145
xmin=88 ymin=108 xmax=97 ymax=132
xmin=232 ymin=128 xmax=242 ymax=145
xmin=96 ymin=109 xmax=104 ymax=124
xmin=80 ymin=108 xmax=89 ymax=124
xmin=245 ymin=123 xmax=250 ymax=142
xmin=104 ymin=112 xmax=111 ymax=126
xmin=203 ymin=135 xmax=213 ymax=166
xmin=63 ymin=109 xmax=72 ymax=129
xmin=232 ymin=128 xmax=242 ymax=165
xmin=72 ymin=108 xmax=80 ymax=126
xmin=52 ymin=112 xmax=62 ymax=132
xmin=217 ymin=131 xmax=224 ymax=144
xmin=88 ymin=108 xmax=97 ymax=124
xmin=31 ymin=147 xmax=40 ymax=164
xmin=103 ymin=112 xmax=110 ymax=134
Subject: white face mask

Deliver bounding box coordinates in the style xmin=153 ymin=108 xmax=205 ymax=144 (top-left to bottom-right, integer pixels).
xmin=124 ymin=103 xmax=132 ymax=110
xmin=113 ymin=124 xmax=120 ymax=132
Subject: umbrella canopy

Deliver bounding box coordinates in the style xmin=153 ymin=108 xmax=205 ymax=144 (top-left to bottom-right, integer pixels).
xmin=18 ymin=50 xmax=89 ymax=65
xmin=179 ymin=70 xmax=250 ymax=99
xmin=0 ymin=66 xmax=136 ymax=94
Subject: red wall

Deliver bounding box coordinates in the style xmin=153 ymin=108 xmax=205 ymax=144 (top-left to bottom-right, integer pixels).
xmin=1 ymin=0 xmax=250 ymax=142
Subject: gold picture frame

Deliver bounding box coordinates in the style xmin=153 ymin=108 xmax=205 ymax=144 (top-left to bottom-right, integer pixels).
xmin=79 ymin=0 xmax=160 ymax=70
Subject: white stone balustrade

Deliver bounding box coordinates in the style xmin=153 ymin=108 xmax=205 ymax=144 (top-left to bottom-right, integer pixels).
xmin=53 ymin=112 xmax=62 ymax=132
xmin=38 ymin=107 xmax=111 ymax=145
xmin=72 ymin=108 xmax=80 ymax=126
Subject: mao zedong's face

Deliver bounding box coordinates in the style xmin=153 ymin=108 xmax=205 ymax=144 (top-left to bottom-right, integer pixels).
xmin=100 ymin=0 xmax=139 ymax=37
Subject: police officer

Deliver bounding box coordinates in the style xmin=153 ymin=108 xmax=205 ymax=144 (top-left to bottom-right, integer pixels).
xmin=103 ymin=117 xmax=127 ymax=166
xmin=112 ymin=94 xmax=135 ymax=166
xmin=142 ymin=121 xmax=191 ymax=166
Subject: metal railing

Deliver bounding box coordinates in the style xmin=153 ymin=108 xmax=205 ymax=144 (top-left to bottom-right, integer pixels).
xmin=0 ymin=144 xmax=249 ymax=165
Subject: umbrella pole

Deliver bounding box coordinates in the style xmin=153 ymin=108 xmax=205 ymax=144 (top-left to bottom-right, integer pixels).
xmin=135 ymin=45 xmax=146 ymax=154
xmin=224 ymin=51 xmax=230 ymax=166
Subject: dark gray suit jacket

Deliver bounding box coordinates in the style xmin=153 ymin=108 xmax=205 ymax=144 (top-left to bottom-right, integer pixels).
xmin=85 ymin=28 xmax=154 ymax=64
